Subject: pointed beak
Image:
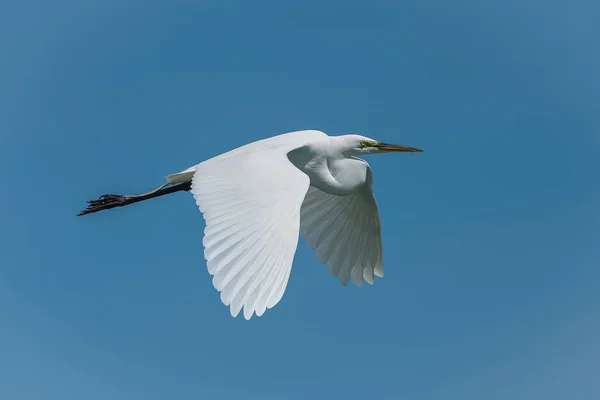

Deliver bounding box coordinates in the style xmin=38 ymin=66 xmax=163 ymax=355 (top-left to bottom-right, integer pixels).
xmin=375 ymin=143 xmax=423 ymax=153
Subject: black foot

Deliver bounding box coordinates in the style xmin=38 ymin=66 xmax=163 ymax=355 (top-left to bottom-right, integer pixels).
xmin=78 ymin=182 xmax=192 ymax=217
xmin=77 ymin=194 xmax=130 ymax=216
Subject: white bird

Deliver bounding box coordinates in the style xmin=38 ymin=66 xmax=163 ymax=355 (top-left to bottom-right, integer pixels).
xmin=79 ymin=130 xmax=422 ymax=319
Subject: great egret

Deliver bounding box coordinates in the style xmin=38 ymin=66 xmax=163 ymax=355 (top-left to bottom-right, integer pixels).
xmin=79 ymin=130 xmax=422 ymax=319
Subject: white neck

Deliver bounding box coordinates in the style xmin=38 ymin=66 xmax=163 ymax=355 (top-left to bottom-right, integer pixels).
xmin=288 ymin=142 xmax=369 ymax=196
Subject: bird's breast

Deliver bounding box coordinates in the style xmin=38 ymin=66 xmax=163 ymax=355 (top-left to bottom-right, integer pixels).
xmin=303 ymin=159 xmax=366 ymax=196
xmin=287 ymin=145 xmax=367 ymax=196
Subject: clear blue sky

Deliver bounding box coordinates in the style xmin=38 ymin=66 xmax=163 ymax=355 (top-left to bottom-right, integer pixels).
xmin=1 ymin=1 xmax=599 ymax=399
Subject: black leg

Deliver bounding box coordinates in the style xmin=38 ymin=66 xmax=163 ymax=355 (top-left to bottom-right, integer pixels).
xmin=78 ymin=181 xmax=192 ymax=216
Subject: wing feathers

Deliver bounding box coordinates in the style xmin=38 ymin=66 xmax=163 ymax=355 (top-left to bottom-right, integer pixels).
xmin=191 ymin=150 xmax=310 ymax=319
xmin=299 ymin=163 xmax=383 ymax=287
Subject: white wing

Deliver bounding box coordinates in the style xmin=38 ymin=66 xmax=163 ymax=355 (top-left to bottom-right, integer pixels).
xmin=190 ymin=131 xmax=325 ymax=319
xmin=299 ymin=163 xmax=383 ymax=287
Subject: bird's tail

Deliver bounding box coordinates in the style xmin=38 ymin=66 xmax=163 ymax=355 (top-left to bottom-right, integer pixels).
xmin=165 ymin=166 xmax=196 ymax=185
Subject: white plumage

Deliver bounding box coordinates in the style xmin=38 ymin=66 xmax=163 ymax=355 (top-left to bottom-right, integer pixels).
xmin=170 ymin=130 xmax=420 ymax=319
xmin=81 ymin=130 xmax=422 ymax=319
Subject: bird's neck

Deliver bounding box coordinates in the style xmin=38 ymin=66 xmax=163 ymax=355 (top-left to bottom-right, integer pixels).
xmin=288 ymin=146 xmax=366 ymax=196
xmin=325 ymin=157 xmax=368 ymax=195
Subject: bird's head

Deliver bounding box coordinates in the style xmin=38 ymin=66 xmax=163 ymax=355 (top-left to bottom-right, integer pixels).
xmin=339 ymin=135 xmax=423 ymax=156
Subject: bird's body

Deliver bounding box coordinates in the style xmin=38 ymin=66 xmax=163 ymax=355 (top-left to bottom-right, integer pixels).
xmin=80 ymin=130 xmax=422 ymax=319
xmin=168 ymin=130 xmax=370 ymax=195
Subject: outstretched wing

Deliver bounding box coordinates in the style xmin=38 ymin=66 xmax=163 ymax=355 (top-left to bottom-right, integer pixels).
xmin=299 ymin=164 xmax=383 ymax=287
xmin=190 ymin=138 xmax=319 ymax=320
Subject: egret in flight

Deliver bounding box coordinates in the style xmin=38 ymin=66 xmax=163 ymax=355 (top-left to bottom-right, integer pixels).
xmin=79 ymin=130 xmax=422 ymax=319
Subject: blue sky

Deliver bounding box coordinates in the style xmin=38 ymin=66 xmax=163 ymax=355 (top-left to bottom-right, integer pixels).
xmin=1 ymin=0 xmax=599 ymax=399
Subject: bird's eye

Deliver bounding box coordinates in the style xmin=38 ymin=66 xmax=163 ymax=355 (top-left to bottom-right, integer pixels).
xmin=360 ymin=140 xmax=376 ymax=148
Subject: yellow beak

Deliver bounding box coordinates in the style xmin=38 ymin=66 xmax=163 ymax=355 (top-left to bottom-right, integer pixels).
xmin=375 ymin=143 xmax=423 ymax=152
